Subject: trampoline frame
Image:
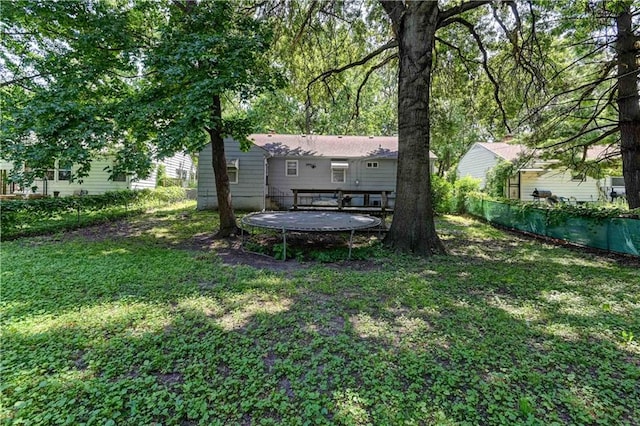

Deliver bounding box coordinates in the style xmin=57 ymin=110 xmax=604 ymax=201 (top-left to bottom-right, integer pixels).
xmin=240 ymin=211 xmax=382 ymax=260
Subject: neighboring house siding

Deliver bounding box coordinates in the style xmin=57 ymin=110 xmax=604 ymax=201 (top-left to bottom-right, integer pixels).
xmin=520 ymin=170 xmax=601 ymax=202
xmin=1 ymin=154 xmax=193 ymax=196
xmin=131 ymin=153 xmax=194 ymax=190
xmin=130 ymin=168 xmax=157 ymax=190
xmin=197 ymin=140 xmax=267 ymax=211
xmin=162 ymin=152 xmax=194 ymax=184
xmin=457 ymin=144 xmax=500 ymax=188
xmin=37 ymin=159 xmax=129 ymax=196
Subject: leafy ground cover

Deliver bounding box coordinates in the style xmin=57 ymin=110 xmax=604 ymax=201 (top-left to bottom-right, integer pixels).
xmin=1 ymin=203 xmax=639 ymax=425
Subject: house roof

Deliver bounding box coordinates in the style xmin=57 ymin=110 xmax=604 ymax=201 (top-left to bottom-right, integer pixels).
xmin=249 ymin=134 xmax=437 ymax=159
xmin=476 ymin=142 xmax=531 ymax=161
xmin=477 ymin=141 xmax=620 ymax=163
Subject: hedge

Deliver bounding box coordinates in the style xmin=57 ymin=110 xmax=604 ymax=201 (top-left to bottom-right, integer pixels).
xmin=1 ymin=187 xmax=188 ymax=239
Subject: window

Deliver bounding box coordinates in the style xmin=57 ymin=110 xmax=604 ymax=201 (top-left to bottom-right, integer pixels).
xmin=366 ymin=161 xmax=379 ymax=168
xmin=611 ymin=177 xmax=625 ymax=187
xmin=227 ymin=159 xmax=239 ymax=184
xmin=58 ymin=161 xmax=72 ymax=181
xmin=286 ymin=160 xmax=298 ymax=177
xmin=330 ymin=160 xmax=348 ymax=184
xmin=113 ymin=172 xmax=127 ymax=182
xmin=176 ymin=168 xmax=189 ymax=180
xmin=332 ymin=168 xmax=346 ymax=183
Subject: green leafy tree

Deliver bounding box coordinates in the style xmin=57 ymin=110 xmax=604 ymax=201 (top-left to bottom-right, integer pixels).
xmin=269 ymin=1 xmax=538 ymax=255
xmin=1 ymin=0 xmax=280 ymax=236
xmin=520 ymin=0 xmax=639 ymax=208
xmin=251 ymin=1 xmax=398 ymax=136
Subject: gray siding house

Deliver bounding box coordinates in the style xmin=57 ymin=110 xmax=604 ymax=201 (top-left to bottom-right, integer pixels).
xmin=198 ymin=133 xmax=437 ymax=211
xmin=197 ymin=137 xmax=270 ymax=210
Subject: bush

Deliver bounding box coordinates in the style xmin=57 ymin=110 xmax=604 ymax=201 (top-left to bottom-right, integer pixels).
xmin=1 ymin=188 xmax=188 ymax=239
xmin=431 ymin=175 xmax=453 ymax=214
xmin=148 ymin=186 xmax=189 ymax=204
xmin=452 ymin=176 xmax=481 ymax=213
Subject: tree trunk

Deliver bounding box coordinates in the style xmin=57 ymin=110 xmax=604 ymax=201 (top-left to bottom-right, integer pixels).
xmin=616 ymin=8 xmax=640 ymax=209
xmin=209 ymin=94 xmax=239 ymax=237
xmin=383 ymin=2 xmax=446 ymax=255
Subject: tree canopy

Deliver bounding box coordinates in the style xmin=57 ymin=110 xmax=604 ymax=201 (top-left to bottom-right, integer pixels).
xmin=1 ymin=0 xmax=279 ymax=182
xmin=2 ymin=0 xmax=638 ymax=251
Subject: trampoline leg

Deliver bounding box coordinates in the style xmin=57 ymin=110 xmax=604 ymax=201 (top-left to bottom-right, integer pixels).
xmin=282 ymin=227 xmax=287 ymax=261
xmin=348 ymin=229 xmax=355 ymax=260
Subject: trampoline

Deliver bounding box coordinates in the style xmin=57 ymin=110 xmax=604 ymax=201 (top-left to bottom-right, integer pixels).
xmin=241 ymin=211 xmax=382 ymax=259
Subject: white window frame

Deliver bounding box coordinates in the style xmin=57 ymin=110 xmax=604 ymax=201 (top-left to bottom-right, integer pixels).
xmin=225 ymin=159 xmax=239 ymax=184
xmin=227 ymin=167 xmax=238 ymax=184
xmin=331 ymin=167 xmax=346 ymax=183
xmin=366 ymin=161 xmax=379 ymax=168
xmin=285 ymin=160 xmax=298 ymax=177
xmin=57 ymin=161 xmax=72 ymax=181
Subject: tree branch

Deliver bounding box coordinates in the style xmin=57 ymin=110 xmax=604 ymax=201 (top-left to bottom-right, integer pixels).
xmin=380 ymin=1 xmax=404 ymax=30
xmin=305 ymin=39 xmax=398 ymax=124
xmin=541 ymin=125 xmax=619 ymax=150
xmin=292 ymin=0 xmax=319 ymax=49
xmin=438 ymin=0 xmax=493 ymax=27
xmin=351 ymin=54 xmax=398 ymax=120
xmin=445 ymin=17 xmax=511 ymax=132
xmin=0 ymin=73 xmax=45 ymax=88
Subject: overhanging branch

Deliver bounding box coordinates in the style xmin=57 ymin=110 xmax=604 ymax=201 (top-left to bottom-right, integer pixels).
xmin=438 ymin=0 xmax=493 ymax=26
xmin=305 ymin=39 xmax=398 ymax=122
xmin=444 ymin=17 xmax=512 ymax=132
xmin=352 ymin=53 xmax=398 ymax=120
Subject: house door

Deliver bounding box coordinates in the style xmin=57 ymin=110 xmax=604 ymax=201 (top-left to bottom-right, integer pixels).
xmin=508 ymin=173 xmax=520 ymax=199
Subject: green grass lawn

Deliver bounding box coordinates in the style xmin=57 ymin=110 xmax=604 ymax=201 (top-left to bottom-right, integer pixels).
xmin=1 ymin=203 xmax=639 ymax=425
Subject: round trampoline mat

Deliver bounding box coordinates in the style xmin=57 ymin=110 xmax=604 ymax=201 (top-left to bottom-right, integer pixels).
xmin=241 ymin=211 xmax=381 ymax=232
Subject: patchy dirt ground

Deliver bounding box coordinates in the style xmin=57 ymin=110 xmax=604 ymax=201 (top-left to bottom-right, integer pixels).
xmin=56 ymin=216 xmax=384 ymax=272
xmin=47 ymin=215 xmax=640 ymax=271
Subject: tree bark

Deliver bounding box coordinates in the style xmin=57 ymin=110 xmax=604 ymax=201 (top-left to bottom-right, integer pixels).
xmin=209 ymin=94 xmax=239 ymax=237
xmin=616 ymin=8 xmax=640 ymax=209
xmin=382 ymin=2 xmax=446 ymax=255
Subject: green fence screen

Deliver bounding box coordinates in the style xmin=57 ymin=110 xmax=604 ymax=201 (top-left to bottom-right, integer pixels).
xmin=465 ymin=197 xmax=639 ymax=256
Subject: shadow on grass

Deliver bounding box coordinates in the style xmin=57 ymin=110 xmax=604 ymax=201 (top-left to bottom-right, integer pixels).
xmin=2 ymin=212 xmax=639 ymax=425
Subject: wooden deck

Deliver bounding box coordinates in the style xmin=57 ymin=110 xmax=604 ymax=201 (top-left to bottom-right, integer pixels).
xmin=290 ymin=189 xmax=394 ymax=218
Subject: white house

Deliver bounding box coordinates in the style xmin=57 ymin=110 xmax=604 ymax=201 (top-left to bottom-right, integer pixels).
xmin=457 ymin=141 xmax=625 ymax=202
xmin=198 ymin=133 xmax=437 ymax=211
xmin=0 ymin=153 xmax=195 ymax=197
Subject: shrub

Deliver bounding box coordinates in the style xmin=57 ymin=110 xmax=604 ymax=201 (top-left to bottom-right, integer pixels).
xmin=452 ymin=176 xmax=481 ymax=213
xmin=431 ymin=175 xmax=453 ymax=214
xmin=0 ymin=188 xmax=188 ymax=239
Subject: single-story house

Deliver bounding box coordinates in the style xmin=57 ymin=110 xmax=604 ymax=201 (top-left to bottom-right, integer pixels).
xmin=0 ymin=153 xmax=195 ymax=197
xmin=457 ymin=141 xmax=625 ymax=202
xmin=197 ymin=133 xmax=437 ymax=211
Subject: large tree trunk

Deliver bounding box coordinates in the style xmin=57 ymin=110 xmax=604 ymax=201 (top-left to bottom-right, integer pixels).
xmin=209 ymin=94 xmax=239 ymax=237
xmin=382 ymin=2 xmax=446 ymax=255
xmin=616 ymin=9 xmax=640 ymax=209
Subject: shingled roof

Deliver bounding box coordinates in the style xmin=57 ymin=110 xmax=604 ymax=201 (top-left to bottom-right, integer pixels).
xmin=476 ymin=142 xmax=531 ymax=161
xmin=249 ymin=134 xmax=437 ymax=159
xmin=477 ymin=142 xmax=619 ymax=162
